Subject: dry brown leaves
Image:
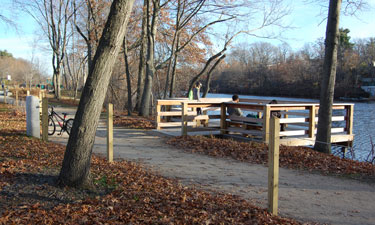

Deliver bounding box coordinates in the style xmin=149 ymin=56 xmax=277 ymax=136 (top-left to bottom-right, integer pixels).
xmin=0 ymin=103 xmax=299 ymax=224
xmin=167 ymin=136 xmax=375 ymax=180
xmin=113 ymin=112 xmax=156 ymax=129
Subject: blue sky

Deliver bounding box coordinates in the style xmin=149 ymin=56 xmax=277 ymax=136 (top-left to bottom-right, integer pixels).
xmin=0 ymin=0 xmax=374 ymax=76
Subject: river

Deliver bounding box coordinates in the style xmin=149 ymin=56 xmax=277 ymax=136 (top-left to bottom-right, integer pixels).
xmin=207 ymin=93 xmax=374 ymax=161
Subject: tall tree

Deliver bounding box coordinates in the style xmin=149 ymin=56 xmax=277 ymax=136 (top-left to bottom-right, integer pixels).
xmin=314 ymin=0 xmax=342 ymax=153
xmin=139 ymin=0 xmax=162 ymax=116
xmin=58 ymin=0 xmax=135 ymax=187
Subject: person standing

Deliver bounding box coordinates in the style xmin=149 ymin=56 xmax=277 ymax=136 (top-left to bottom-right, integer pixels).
xmin=193 ymin=82 xmax=202 ymax=115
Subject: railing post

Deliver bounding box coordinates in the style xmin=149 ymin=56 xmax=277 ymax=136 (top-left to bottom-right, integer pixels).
xmin=107 ymin=103 xmax=113 ymax=163
xmin=41 ymin=98 xmax=49 ymax=141
xmin=268 ymin=116 xmax=280 ymax=216
xmin=346 ymin=105 xmax=354 ymax=135
xmin=220 ymin=103 xmax=227 ymax=134
xmin=181 ymin=102 xmax=188 ymax=136
xmin=156 ymin=103 xmax=161 ymax=130
xmin=263 ymin=105 xmax=271 ymax=143
xmin=308 ymin=105 xmax=316 ymax=138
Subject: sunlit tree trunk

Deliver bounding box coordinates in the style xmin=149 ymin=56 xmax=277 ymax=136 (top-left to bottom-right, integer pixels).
xmin=140 ymin=0 xmax=160 ymax=116
xmin=58 ymin=0 xmax=135 ymax=188
xmin=314 ymin=0 xmax=342 ymax=154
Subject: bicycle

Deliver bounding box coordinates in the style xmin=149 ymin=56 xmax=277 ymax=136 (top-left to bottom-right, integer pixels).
xmin=48 ymin=106 xmax=74 ymax=136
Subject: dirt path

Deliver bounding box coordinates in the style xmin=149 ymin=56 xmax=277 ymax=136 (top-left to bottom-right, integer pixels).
xmin=50 ymin=121 xmax=375 ymax=225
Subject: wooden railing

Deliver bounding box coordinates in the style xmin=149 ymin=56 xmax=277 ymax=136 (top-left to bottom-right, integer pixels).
xmin=156 ymin=98 xmax=354 ymax=147
xmin=221 ymin=102 xmax=354 ymax=146
xmin=156 ymin=98 xmax=230 ymax=134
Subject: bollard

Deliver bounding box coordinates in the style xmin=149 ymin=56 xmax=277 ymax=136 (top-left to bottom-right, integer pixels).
xmin=107 ymin=103 xmax=113 ymax=162
xmin=26 ymin=96 xmax=40 ymax=138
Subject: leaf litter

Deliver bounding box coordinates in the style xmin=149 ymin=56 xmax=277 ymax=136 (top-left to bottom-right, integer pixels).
xmin=0 ymin=103 xmax=301 ymax=224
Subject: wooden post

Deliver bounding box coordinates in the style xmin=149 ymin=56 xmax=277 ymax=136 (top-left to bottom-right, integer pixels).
xmin=156 ymin=104 xmax=161 ymax=130
xmin=107 ymin=103 xmax=113 ymax=163
xmin=268 ymin=116 xmax=280 ymax=216
xmin=220 ymin=103 xmax=227 ymax=134
xmin=308 ymin=105 xmax=316 ymax=138
xmin=39 ymin=90 xmax=42 ymax=114
xmin=15 ymin=90 xmax=19 ymax=106
xmin=41 ymin=98 xmax=49 ymax=141
xmin=346 ymin=105 xmax=354 ymax=135
xmin=181 ymin=102 xmax=188 ymax=136
xmin=263 ymin=105 xmax=271 ymax=143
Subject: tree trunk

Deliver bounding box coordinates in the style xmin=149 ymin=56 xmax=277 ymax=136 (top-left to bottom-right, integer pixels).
xmin=187 ymin=48 xmax=226 ymax=97
xmin=58 ymin=0 xmax=135 ymax=188
xmin=136 ymin=0 xmax=147 ymax=111
xmin=123 ymin=38 xmax=133 ymax=115
xmin=169 ymin=50 xmax=179 ymax=98
xmin=314 ymin=0 xmax=342 ymax=154
xmin=203 ymin=54 xmax=225 ymax=97
xmin=140 ymin=0 xmax=160 ymax=116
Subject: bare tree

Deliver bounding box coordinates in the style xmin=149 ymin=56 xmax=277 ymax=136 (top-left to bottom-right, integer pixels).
xmin=58 ymin=0 xmax=135 ymax=187
xmin=14 ymin=0 xmax=74 ymax=99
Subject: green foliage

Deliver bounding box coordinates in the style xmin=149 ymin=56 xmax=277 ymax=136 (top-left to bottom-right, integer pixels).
xmin=339 ymin=28 xmax=354 ymax=50
xmin=0 ymin=49 xmax=13 ymax=57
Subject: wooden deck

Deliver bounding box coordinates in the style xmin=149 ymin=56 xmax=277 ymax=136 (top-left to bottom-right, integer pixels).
xmin=155 ymin=98 xmax=354 ymax=147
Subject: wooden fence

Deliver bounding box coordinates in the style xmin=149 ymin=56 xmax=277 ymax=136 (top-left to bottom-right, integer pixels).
xmin=156 ymin=99 xmax=354 ymax=147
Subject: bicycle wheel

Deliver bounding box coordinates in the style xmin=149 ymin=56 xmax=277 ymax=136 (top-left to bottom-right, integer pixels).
xmin=48 ymin=116 xmax=56 ymax=135
xmin=65 ymin=119 xmax=74 ymax=135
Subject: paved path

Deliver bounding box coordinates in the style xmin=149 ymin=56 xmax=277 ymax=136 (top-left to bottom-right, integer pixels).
xmin=47 ymin=108 xmax=375 ymax=225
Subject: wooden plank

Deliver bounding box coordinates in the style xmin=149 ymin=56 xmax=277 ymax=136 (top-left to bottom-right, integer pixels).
xmin=268 ymin=117 xmax=280 ymax=216
xmin=41 ymin=98 xmax=48 ymax=142
xmin=224 ymin=102 xmax=265 ymax=110
xmin=309 ymin=105 xmax=316 ymax=138
xmin=279 ymin=130 xmax=306 ymax=136
xmin=279 ymin=117 xmax=308 ymax=124
xmin=187 ymin=103 xmax=222 ymax=108
xmin=279 ymin=134 xmax=354 ymax=146
xmin=107 ymin=103 xmax=113 ymax=163
xmin=315 ymin=116 xmax=345 ymax=122
xmin=158 ymin=111 xmax=185 ymax=116
xmin=332 ymin=116 xmax=345 ymax=121
xmin=331 ymin=134 xmax=354 ymax=142
xmin=158 ymin=122 xmax=196 ymax=127
xmin=279 ymin=138 xmax=315 ymax=146
xmin=331 ymin=127 xmax=345 ymax=133
xmin=181 ymin=102 xmax=188 ymax=136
